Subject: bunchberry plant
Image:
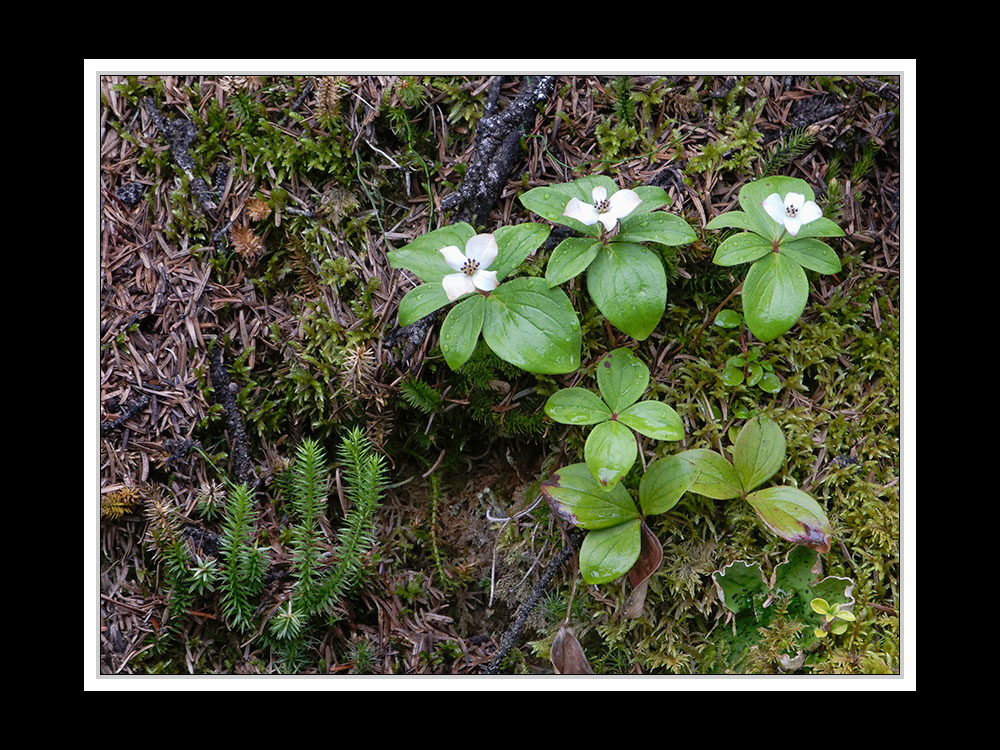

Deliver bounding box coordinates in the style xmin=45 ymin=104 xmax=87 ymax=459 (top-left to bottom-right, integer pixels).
xmin=540 ymin=460 xmax=684 ymax=585
xmin=541 ymin=415 xmax=833 ymax=590
xmin=519 ymin=176 xmax=696 ymax=340
xmin=674 ymin=416 xmax=832 ymax=552
xmin=388 ymin=222 xmax=582 ymax=373
xmin=707 ymin=176 xmax=845 ymax=342
xmin=544 ymin=347 xmax=683 ymax=490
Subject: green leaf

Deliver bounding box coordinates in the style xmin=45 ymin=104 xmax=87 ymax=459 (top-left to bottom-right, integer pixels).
xmin=544 ymin=388 xmax=611 ymax=426
xmin=810 ymin=598 xmax=831 ymax=615
xmin=387 ymin=223 xmax=476 ymax=283
xmin=617 ymin=212 xmax=697 ymax=246
xmin=676 ymin=449 xmax=742 ymax=500
xmin=540 ymin=463 xmax=638 ymax=530
xmin=706 ymin=210 xmax=759 ymax=232
xmin=639 ymin=454 xmax=697 ymax=515
xmin=746 ymin=362 xmax=763 ymax=387
xmin=789 ymin=216 xmax=846 ymax=240
xmin=439 ymin=294 xmax=485 ymax=370
xmin=721 ymin=366 xmax=744 ymax=386
xmin=545 ymin=238 xmax=602 ymax=287
xmin=779 ymin=237 xmax=842 ymax=274
xmin=596 ymin=347 xmax=649 ymax=414
xmin=758 ymin=372 xmax=782 ymax=393
xmin=482 ymin=278 xmax=581 ymax=374
xmin=586 ymin=242 xmax=667 ymax=340
xmin=579 ymin=519 xmax=643 ymax=585
xmin=733 ymin=417 xmax=786 ymax=493
xmin=745 ymin=486 xmax=832 ymax=552
xmin=630 ymin=185 xmax=672 ymax=215
xmin=713 ymin=232 xmax=772 ymax=266
xmin=492 ymin=222 xmax=551 ymax=281
xmin=397 ymin=283 xmax=451 ymax=327
xmin=742 ymin=252 xmax=809 ymax=342
xmin=714 ymin=309 xmax=743 ymax=329
xmin=617 ymin=400 xmax=683 ymax=441
xmin=585 ymin=420 xmax=637 ymax=490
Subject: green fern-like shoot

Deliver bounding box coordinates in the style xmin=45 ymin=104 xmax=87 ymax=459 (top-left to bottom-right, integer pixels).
xmin=316 ymin=427 xmax=387 ymax=619
xmin=269 ymin=429 xmax=387 ymax=637
xmin=219 ymin=483 xmax=267 ymax=631
xmin=287 ymin=438 xmax=330 ymax=616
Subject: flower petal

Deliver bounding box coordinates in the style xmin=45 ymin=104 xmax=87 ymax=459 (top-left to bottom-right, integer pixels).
xmin=761 ymin=193 xmax=787 ymax=226
xmin=598 ymin=212 xmax=619 ymax=232
xmin=784 ymin=192 xmax=806 ymax=211
xmin=472 ymin=269 xmax=498 ymax=293
xmin=464 ymin=233 xmax=498 ymax=269
xmin=784 ymin=216 xmax=804 ymax=236
xmin=591 ymin=185 xmax=608 ymax=203
xmin=441 ymin=272 xmax=476 ymax=302
xmin=607 ymin=188 xmax=642 ymax=221
xmin=439 ymin=245 xmax=468 ymax=271
xmin=798 ymin=200 xmax=823 ymax=226
xmin=564 ymin=197 xmax=599 ymax=225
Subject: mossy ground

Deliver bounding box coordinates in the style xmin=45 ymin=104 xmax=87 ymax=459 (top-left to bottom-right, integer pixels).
xmin=95 ymin=72 xmax=903 ymax=677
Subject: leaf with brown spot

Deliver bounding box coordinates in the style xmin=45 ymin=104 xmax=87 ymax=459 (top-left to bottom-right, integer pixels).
xmin=540 ymin=463 xmax=639 ymax=530
xmin=745 ymin=486 xmax=831 ymax=553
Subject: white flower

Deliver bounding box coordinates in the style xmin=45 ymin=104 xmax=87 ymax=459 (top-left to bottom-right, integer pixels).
xmin=439 ymin=233 xmax=500 ymax=302
xmin=563 ymin=185 xmax=642 ymax=232
xmin=761 ymin=192 xmax=823 ymax=237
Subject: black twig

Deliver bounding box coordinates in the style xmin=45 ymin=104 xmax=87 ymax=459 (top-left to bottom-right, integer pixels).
xmin=482 ymin=530 xmax=583 ymax=675
xmin=100 ymin=394 xmax=149 ymax=434
xmin=280 ymin=78 xmax=316 ymax=126
xmin=855 ymin=77 xmax=900 ymax=104
xmin=143 ymin=96 xmax=229 ymax=241
xmin=441 ymin=75 xmax=555 ymax=226
xmin=209 ymin=343 xmax=258 ymax=491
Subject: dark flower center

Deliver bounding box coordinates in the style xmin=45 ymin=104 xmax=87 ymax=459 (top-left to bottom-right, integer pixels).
xmin=461 ymin=258 xmax=480 ymax=276
xmin=595 ymin=198 xmax=611 ymax=213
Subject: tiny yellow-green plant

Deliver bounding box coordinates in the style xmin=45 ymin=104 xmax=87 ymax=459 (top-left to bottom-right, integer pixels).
xmin=810 ymin=597 xmax=857 ymax=639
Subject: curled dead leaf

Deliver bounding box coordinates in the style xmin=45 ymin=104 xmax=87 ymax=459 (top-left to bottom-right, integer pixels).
xmin=550 ymin=625 xmax=594 ymax=675
xmin=623 ymin=521 xmax=663 ymax=619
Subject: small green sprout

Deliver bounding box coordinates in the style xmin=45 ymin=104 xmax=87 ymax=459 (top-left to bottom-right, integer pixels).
xmin=189 ymin=554 xmax=219 ymax=597
xmin=810 ymin=597 xmax=857 ymax=638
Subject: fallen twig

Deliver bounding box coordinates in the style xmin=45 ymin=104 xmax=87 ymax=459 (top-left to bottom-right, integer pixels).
xmin=208 ymin=342 xmax=258 ymax=491
xmin=482 ymin=529 xmax=583 ymax=675
xmin=441 ymin=75 xmax=555 ymax=225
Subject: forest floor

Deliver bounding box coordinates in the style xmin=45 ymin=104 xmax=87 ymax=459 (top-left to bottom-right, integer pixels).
xmin=94 ymin=70 xmax=905 ymax=679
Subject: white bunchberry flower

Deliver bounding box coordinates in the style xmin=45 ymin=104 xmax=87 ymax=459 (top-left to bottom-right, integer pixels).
xmin=761 ymin=192 xmax=823 ymax=237
xmin=563 ymin=185 xmax=642 ymax=232
xmin=439 ymin=233 xmax=500 ymax=302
